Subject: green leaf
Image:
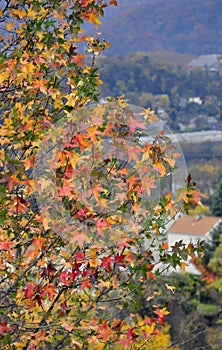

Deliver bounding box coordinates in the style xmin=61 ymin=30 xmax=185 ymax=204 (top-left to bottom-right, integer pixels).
xmin=0 ymin=185 xmax=6 ymax=203
xmin=171 ymin=252 xmax=181 ymax=268
xmin=0 ymin=210 xmax=7 ymax=224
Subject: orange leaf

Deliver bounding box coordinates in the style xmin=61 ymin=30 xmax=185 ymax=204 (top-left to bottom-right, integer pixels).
xmin=41 ymin=284 xmax=57 ymax=301
xmin=147 ymin=271 xmax=156 ymax=280
xmin=58 ymin=185 xmax=74 ymax=196
xmin=80 ymin=278 xmax=91 ymax=290
xmin=24 ymin=154 xmax=35 ymax=171
xmin=33 ymin=78 xmax=48 ymax=94
xmin=10 ymin=198 xmax=29 ymax=213
xmin=124 ymin=250 xmax=135 ymax=267
xmin=109 ymin=0 xmax=118 ymax=6
xmin=71 ymin=53 xmax=85 ymax=66
xmin=161 ymin=242 xmax=169 ymax=250
xmin=32 ymin=237 xmax=46 ymax=251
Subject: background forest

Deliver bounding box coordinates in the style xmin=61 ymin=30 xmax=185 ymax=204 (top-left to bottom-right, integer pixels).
xmin=93 ymin=0 xmax=222 ymax=56
xmin=96 ymin=52 xmax=222 ymax=209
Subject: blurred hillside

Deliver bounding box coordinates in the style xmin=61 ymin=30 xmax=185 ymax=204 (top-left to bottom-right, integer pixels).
xmin=94 ymin=0 xmax=222 ymax=56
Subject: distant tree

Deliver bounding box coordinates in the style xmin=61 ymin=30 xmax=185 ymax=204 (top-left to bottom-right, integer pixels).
xmin=208 ymin=236 xmax=222 ymax=277
xmin=202 ymin=222 xmax=222 ymax=267
xmin=203 ymin=102 xmax=220 ymax=117
xmin=212 ymin=179 xmax=222 ymax=216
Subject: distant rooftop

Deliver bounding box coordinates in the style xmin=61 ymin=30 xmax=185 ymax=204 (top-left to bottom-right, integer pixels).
xmin=188 ymin=54 xmax=222 ymax=70
xmin=168 ymin=215 xmax=222 ymax=236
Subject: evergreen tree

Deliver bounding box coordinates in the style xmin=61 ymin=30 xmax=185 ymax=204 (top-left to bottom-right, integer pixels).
xmin=212 ymin=179 xmax=222 ymax=216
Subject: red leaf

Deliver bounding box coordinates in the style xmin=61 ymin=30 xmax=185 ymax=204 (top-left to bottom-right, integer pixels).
xmin=96 ymin=217 xmax=109 ymax=228
xmin=35 ymin=293 xmax=43 ymax=306
xmin=0 ymin=241 xmax=14 ymax=251
xmin=71 ymin=53 xmax=85 ymax=66
xmin=114 ymin=253 xmax=126 ymax=267
xmin=81 ymin=0 xmax=89 ymax=7
xmin=100 ymin=255 xmax=115 ymax=272
xmin=41 ymin=263 xmax=57 ymax=279
xmin=187 ymin=174 xmax=192 ymax=184
xmin=0 ymin=321 xmax=11 ymax=334
xmin=61 ymin=300 xmax=68 ymax=311
xmin=126 ymin=327 xmax=138 ymax=340
xmin=96 ymin=217 xmax=109 ymax=237
xmin=59 ymin=271 xmax=70 ymax=285
xmin=10 ymin=196 xmax=29 ymax=213
xmin=75 ymin=251 xmax=85 ymax=260
xmin=70 ymin=261 xmax=82 ymax=281
xmin=25 ymin=283 xmax=36 ymax=299
xmin=64 ymin=163 xmax=74 ymax=178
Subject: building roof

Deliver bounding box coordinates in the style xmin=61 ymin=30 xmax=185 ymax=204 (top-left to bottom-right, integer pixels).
xmin=189 ymin=54 xmax=217 ymax=66
xmin=168 ymin=215 xmax=222 ymax=236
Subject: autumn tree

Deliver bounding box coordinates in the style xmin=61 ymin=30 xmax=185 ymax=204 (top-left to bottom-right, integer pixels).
xmin=0 ymin=1 xmax=204 ymax=349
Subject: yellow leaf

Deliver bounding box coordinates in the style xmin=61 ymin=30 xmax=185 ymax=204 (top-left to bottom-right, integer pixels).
xmin=10 ymin=8 xmax=27 ymax=19
xmin=36 ymin=42 xmax=45 ymax=50
xmin=6 ymin=22 xmax=15 ymax=31
xmin=0 ymin=72 xmax=9 ymax=84
xmin=180 ymin=261 xmax=189 ymax=271
xmin=165 ymin=283 xmax=176 ymax=294
xmin=140 ymin=107 xmax=157 ymax=124
xmin=117 ymin=94 xmax=128 ymax=107
xmin=69 ymin=151 xmax=80 ymax=169
xmin=88 ymin=13 xmax=102 ymax=27
xmin=88 ymin=337 xmax=104 ymax=350
xmin=27 ymin=7 xmax=38 ymax=19
xmin=83 ymin=65 xmax=92 ymax=74
xmin=154 ymin=161 xmax=166 ymax=176
xmin=14 ymin=342 xmax=26 ymax=350
xmin=66 ymin=92 xmax=77 ymax=107
xmin=96 ymin=78 xmax=103 ymax=85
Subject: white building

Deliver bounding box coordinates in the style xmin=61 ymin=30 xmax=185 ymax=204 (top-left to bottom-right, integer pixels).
xmin=166 ymin=215 xmax=222 ymax=274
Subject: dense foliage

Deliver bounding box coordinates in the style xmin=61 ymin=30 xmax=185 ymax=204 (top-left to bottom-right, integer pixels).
xmin=0 ymin=1 xmax=204 ymax=349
